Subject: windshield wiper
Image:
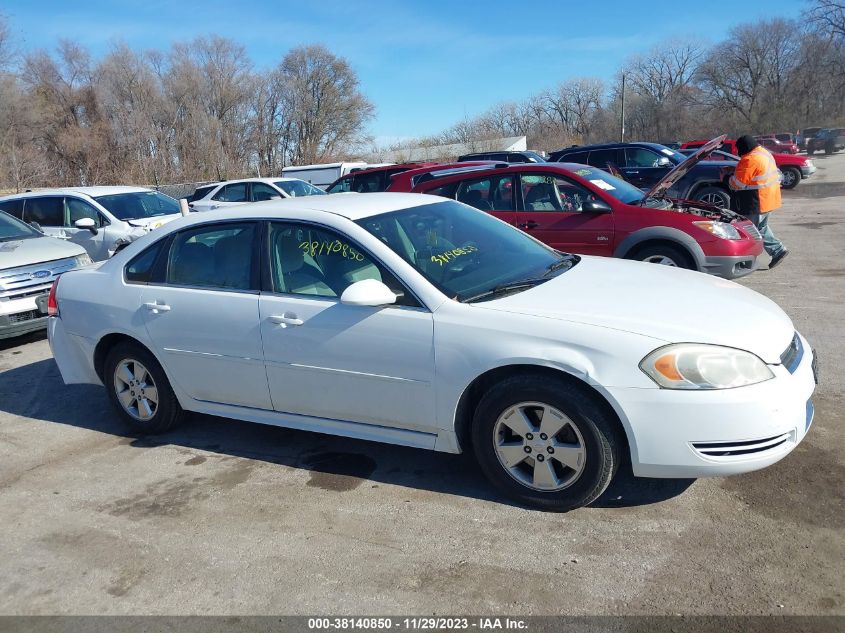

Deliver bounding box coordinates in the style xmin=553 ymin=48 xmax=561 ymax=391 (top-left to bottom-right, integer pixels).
xmin=462 ymin=278 xmax=549 ymax=303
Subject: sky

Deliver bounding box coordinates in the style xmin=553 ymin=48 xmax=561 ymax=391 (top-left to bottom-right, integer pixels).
xmin=3 ymin=0 xmax=804 ymax=144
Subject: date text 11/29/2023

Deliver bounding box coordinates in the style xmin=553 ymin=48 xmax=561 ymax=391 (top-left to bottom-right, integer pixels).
xmin=307 ymin=617 xmax=528 ymax=630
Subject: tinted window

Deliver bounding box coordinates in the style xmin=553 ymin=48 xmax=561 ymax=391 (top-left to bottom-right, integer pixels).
xmin=587 ymin=149 xmax=622 ymax=168
xmin=625 ymin=147 xmax=664 ymax=168
xmin=326 ymin=177 xmax=352 ymax=193
xmin=212 ymin=183 xmax=248 ymax=203
xmin=0 ymin=199 xmax=24 ymax=219
xmin=357 ymin=201 xmax=576 ymax=302
xmin=273 ymin=180 xmax=326 ymax=197
xmin=251 ymin=182 xmax=281 ymax=202
xmin=425 ymin=183 xmax=458 ymax=198
xmin=186 ymin=185 xmax=215 ymax=203
xmin=94 ymin=191 xmax=180 ymax=221
xmin=66 ymin=197 xmax=103 ymax=227
xmin=268 ymin=222 xmax=416 ymax=306
xmin=167 ymin=223 xmax=256 ymax=290
xmin=456 ymin=175 xmax=515 ymax=211
xmin=25 ymin=197 xmax=63 ymax=226
xmin=559 ymin=151 xmax=589 ymax=164
xmin=351 ymin=172 xmax=384 ymax=193
xmin=0 ymin=210 xmax=41 ymax=241
xmin=125 ymin=240 xmax=165 ymax=283
xmin=522 ymin=174 xmax=602 ymax=213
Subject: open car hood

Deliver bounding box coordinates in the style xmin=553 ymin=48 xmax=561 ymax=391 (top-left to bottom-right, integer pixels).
xmin=643 ymin=135 xmax=727 ymax=200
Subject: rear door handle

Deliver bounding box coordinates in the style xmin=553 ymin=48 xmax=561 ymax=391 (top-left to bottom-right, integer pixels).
xmin=143 ymin=301 xmax=171 ymax=313
xmin=269 ymin=314 xmax=304 ymax=327
xmin=518 ymin=220 xmax=539 ymax=229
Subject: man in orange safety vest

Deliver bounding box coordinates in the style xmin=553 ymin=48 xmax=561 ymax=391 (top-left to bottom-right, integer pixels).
xmin=729 ymin=135 xmax=789 ymax=269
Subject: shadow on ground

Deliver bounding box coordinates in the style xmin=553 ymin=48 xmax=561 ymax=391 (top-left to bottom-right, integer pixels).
xmin=0 ymin=357 xmax=694 ymax=510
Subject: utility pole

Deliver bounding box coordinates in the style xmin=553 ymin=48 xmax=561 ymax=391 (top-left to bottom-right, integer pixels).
xmin=620 ymin=73 xmax=626 ymax=143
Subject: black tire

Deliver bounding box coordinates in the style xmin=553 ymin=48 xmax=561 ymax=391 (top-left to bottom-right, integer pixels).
xmin=104 ymin=341 xmax=184 ymax=434
xmin=471 ymin=375 xmax=623 ymax=511
xmin=693 ymin=185 xmax=732 ymax=210
xmin=780 ymin=166 xmax=801 ymax=190
xmin=627 ymin=243 xmax=695 ymax=270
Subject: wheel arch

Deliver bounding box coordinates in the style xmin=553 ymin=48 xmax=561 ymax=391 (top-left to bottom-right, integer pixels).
xmin=613 ymin=227 xmax=706 ymax=270
xmin=93 ymin=332 xmax=158 ymax=384
xmin=452 ymin=364 xmax=632 ymax=462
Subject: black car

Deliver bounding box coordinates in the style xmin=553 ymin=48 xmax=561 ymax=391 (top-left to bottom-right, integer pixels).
xmin=457 ymin=150 xmax=546 ymax=163
xmin=549 ymin=141 xmax=736 ymax=209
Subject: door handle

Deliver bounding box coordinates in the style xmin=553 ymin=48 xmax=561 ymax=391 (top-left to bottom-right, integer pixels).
xmin=518 ymin=220 xmax=539 ymax=229
xmin=269 ymin=314 xmax=304 ymax=327
xmin=143 ymin=301 xmax=171 ymax=313
xmin=626 ymin=170 xmax=639 ymax=174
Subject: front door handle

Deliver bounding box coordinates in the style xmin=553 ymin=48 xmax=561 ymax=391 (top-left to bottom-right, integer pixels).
xmin=518 ymin=220 xmax=539 ymax=229
xmin=143 ymin=301 xmax=171 ymax=313
xmin=269 ymin=314 xmax=304 ymax=327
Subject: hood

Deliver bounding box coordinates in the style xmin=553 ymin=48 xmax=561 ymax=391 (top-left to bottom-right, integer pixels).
xmin=0 ymin=236 xmax=86 ymax=270
xmin=644 ymin=135 xmax=727 ymax=200
xmin=477 ymin=255 xmax=794 ymax=364
xmin=126 ymin=214 xmax=181 ymax=230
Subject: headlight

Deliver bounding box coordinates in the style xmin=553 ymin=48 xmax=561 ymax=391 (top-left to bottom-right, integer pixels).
xmin=74 ymin=254 xmax=93 ymax=267
xmin=693 ymin=221 xmax=741 ymax=240
xmin=640 ymin=344 xmax=774 ymax=390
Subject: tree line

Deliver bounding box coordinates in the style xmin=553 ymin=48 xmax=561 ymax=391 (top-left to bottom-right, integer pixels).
xmin=1 ymin=2 xmax=843 ymax=192
xmin=375 ymin=2 xmax=845 ymax=158
xmin=0 ymin=22 xmax=373 ymax=191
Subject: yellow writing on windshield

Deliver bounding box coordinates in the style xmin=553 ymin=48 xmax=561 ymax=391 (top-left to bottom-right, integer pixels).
xmin=431 ymin=245 xmax=478 ymax=266
xmin=300 ymin=240 xmax=365 ymax=262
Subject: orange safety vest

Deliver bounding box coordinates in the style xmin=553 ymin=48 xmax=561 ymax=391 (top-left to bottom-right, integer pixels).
xmin=728 ymin=146 xmax=782 ymax=213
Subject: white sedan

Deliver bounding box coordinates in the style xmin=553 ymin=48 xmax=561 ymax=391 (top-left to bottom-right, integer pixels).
xmin=189 ymin=177 xmax=325 ymax=212
xmin=47 ymin=193 xmax=816 ymax=510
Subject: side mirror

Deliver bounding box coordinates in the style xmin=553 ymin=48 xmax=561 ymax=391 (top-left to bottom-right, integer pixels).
xmin=28 ymin=221 xmax=44 ymax=233
xmin=340 ymin=279 xmax=397 ymax=307
xmin=74 ymin=218 xmax=98 ymax=234
xmin=657 ymin=156 xmax=672 ymax=167
xmin=583 ymin=198 xmax=612 ymax=213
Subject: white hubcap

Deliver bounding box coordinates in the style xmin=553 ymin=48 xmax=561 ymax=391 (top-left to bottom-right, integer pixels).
xmin=493 ymin=401 xmax=586 ymax=492
xmin=643 ymin=255 xmax=678 ymax=266
xmin=114 ymin=359 xmax=158 ymax=421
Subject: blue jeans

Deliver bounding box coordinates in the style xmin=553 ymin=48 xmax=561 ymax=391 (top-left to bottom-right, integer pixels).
xmin=758 ymin=213 xmax=785 ymax=257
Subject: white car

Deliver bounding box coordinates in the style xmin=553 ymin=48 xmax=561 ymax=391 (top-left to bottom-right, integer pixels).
xmin=47 ymin=193 xmax=817 ymax=510
xmin=188 ymin=177 xmax=325 ymax=212
xmin=0 ymin=211 xmax=91 ymax=339
xmin=0 ymin=187 xmax=183 ymax=261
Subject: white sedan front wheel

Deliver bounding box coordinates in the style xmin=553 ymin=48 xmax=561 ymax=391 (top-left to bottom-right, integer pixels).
xmin=472 ymin=375 xmax=622 ymax=511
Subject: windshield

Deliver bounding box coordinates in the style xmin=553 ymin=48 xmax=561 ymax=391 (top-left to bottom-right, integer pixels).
xmin=0 ymin=210 xmax=41 ymax=242
xmin=566 ymin=166 xmax=646 ymax=204
xmin=94 ymin=191 xmax=180 ymax=221
xmin=274 ymin=180 xmax=326 ymax=197
xmin=356 ymin=200 xmax=577 ymax=302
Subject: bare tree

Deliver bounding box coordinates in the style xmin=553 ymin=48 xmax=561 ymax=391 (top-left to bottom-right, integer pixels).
xmin=280 ymin=45 xmax=374 ymax=164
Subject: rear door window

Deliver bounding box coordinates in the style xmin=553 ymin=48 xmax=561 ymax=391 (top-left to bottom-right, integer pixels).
xmin=24 ymin=197 xmax=63 ymax=227
xmin=167 ymin=223 xmax=257 ymax=291
xmin=212 ymin=183 xmax=249 ymax=203
xmin=587 ymin=149 xmax=623 ymax=169
xmin=455 ymin=175 xmax=516 ymax=211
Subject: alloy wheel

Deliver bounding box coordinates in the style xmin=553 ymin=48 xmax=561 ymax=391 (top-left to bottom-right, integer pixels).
xmin=642 ymin=255 xmax=678 ymax=266
xmin=113 ymin=359 xmax=159 ymax=421
xmin=492 ymin=401 xmax=586 ymax=491
xmin=699 ymin=192 xmax=728 ymax=208
xmin=781 ymin=170 xmax=797 ymax=188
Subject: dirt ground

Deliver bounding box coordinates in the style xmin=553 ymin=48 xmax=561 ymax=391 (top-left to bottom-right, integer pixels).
xmin=0 ymin=155 xmax=843 ymax=615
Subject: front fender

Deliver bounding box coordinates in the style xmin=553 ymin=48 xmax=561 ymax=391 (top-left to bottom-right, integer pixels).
xmin=613 ymin=226 xmax=706 ymax=270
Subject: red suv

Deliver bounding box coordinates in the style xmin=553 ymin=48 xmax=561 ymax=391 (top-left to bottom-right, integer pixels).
xmin=681 ymin=139 xmax=815 ymax=189
xmin=325 ymin=163 xmax=439 ymax=193
xmin=388 ymin=140 xmax=763 ymax=279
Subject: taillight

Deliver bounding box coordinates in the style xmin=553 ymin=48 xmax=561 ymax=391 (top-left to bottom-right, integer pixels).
xmin=47 ymin=277 xmax=60 ymax=317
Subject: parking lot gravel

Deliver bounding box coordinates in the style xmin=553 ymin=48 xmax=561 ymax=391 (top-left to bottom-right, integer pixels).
xmin=0 ymin=155 xmax=843 ymax=616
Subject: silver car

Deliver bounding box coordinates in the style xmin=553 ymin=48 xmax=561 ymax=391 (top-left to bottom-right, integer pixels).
xmin=0 ymin=211 xmax=91 ymax=339
xmin=0 ymin=187 xmax=183 ymax=261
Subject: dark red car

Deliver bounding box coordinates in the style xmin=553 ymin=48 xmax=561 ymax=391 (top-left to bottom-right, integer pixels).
xmin=755 ymin=136 xmax=799 ymax=154
xmin=325 ymin=162 xmax=439 ymax=194
xmin=681 ymin=139 xmax=815 ymax=189
xmin=388 ymin=138 xmax=763 ymax=279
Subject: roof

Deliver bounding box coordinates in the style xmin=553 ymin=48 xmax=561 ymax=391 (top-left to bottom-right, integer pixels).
xmin=282 ymin=162 xmax=368 ymax=172
xmin=178 ymin=192 xmax=443 ymax=224
xmin=1 ymin=186 xmax=154 ymax=199
xmin=553 ymin=141 xmax=667 ymax=154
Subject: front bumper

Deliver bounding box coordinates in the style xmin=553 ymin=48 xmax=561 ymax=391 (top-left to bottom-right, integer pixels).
xmin=801 ymin=164 xmax=816 ymax=178
xmin=701 ymin=254 xmax=759 ymax=279
xmin=608 ymin=332 xmax=816 ymax=478
xmin=0 ymin=294 xmax=49 ymax=339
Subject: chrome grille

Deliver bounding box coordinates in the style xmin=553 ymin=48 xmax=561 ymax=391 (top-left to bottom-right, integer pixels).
xmin=0 ymin=257 xmax=76 ymax=301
